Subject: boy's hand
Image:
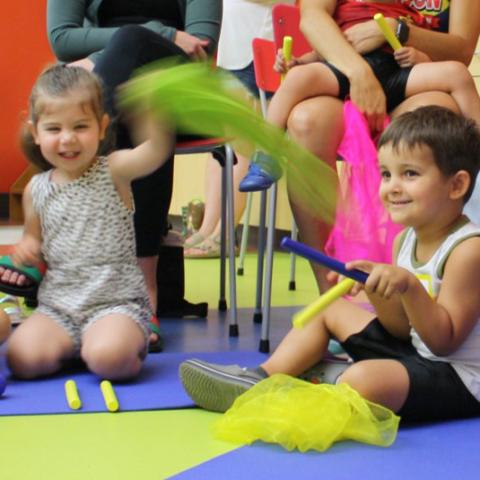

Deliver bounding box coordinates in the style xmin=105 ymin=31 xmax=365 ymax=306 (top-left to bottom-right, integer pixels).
xmin=394 ymin=47 xmax=431 ymax=67
xmin=346 ymin=260 xmax=413 ymax=299
xmin=325 ymin=270 xmax=364 ymax=296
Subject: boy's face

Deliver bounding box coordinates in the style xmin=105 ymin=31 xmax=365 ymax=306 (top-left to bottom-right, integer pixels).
xmin=378 ymin=142 xmax=456 ymax=228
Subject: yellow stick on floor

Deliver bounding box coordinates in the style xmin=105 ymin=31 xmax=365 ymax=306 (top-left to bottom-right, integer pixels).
xmin=293 ymin=278 xmax=355 ymax=328
xmin=374 ymin=13 xmax=402 ymax=51
xmin=64 ymin=379 xmax=82 ymax=410
xmin=100 ymin=380 xmax=119 ymax=412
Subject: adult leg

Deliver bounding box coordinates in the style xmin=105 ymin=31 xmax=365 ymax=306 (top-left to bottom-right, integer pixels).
xmin=7 ymin=313 xmax=75 ymax=378
xmin=287 ymin=96 xmax=345 ymax=292
xmin=185 ymin=153 xmax=248 ymax=256
xmin=267 ymin=63 xmax=340 ymax=128
xmin=81 ymin=314 xmax=146 ymax=381
xmin=94 ymin=26 xmax=186 ymax=312
xmin=405 ymin=61 xmax=480 ymax=124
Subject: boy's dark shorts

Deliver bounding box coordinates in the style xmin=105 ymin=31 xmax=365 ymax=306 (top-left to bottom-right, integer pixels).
xmin=341 ymin=319 xmax=480 ymax=423
xmin=324 ymin=49 xmax=412 ymax=112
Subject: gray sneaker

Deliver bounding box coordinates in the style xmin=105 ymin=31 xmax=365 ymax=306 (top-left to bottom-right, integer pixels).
xmin=179 ymin=359 xmax=265 ymax=412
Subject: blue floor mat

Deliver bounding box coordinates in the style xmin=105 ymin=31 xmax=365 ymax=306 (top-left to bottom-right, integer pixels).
xmin=171 ymin=416 xmax=480 ymax=480
xmin=0 ymin=350 xmax=267 ymax=415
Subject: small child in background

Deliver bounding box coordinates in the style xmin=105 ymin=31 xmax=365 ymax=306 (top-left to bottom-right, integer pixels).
xmin=3 ymin=65 xmax=172 ymax=380
xmin=181 ymin=106 xmax=480 ymax=423
xmin=239 ymin=0 xmax=480 ymax=191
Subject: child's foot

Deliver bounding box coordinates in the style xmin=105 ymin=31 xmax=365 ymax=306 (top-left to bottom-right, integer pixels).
xmin=239 ymin=151 xmax=283 ymax=192
xmin=179 ymin=359 xmax=267 ymax=412
xmin=179 ymin=358 xmax=352 ymax=412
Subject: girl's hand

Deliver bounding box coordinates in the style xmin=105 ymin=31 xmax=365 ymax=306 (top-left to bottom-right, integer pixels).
xmin=394 ymin=47 xmax=431 ymax=67
xmin=344 ymin=18 xmax=397 ymax=54
xmin=174 ymin=31 xmax=209 ymax=61
xmin=273 ymin=49 xmax=299 ymax=74
xmin=347 ymin=260 xmax=413 ymax=299
xmin=11 ymin=237 xmax=42 ymax=270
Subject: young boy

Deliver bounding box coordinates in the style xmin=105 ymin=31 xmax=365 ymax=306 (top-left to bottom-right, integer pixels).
xmin=180 ymin=106 xmax=480 ymax=422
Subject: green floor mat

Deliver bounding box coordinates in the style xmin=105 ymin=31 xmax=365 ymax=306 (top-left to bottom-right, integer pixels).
xmin=0 ymin=409 xmax=236 ymax=480
xmin=185 ymin=252 xmax=318 ymax=308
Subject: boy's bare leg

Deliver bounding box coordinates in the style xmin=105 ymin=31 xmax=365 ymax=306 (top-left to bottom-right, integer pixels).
xmin=262 ymin=297 xmax=376 ymax=376
xmin=338 ymin=358 xmax=410 ymax=412
xmin=81 ymin=313 xmax=146 ymax=381
xmin=7 ymin=312 xmax=75 ymax=378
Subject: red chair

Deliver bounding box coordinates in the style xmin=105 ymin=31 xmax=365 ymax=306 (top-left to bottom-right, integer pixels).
xmin=272 ymin=3 xmax=311 ymax=58
xmin=175 ymin=137 xmax=238 ymax=336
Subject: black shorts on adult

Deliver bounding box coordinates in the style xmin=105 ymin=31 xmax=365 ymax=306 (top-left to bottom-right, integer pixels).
xmin=341 ymin=319 xmax=480 ymax=423
xmin=325 ymin=49 xmax=412 ymax=112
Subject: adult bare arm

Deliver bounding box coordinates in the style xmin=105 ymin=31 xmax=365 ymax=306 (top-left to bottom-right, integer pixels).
xmin=300 ymin=0 xmax=386 ymax=131
xmin=405 ymin=0 xmax=480 ymax=65
xmin=345 ymin=0 xmax=480 ymax=65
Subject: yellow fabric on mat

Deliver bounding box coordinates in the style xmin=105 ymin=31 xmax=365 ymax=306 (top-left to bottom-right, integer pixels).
xmin=213 ymin=374 xmax=400 ymax=452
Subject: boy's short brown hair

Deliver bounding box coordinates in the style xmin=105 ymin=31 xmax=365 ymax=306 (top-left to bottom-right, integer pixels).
xmin=378 ymin=106 xmax=480 ymax=203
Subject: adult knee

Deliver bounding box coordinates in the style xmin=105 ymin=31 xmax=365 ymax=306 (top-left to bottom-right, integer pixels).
xmin=287 ymin=103 xmax=321 ymax=141
xmin=107 ymin=25 xmax=154 ymax=53
xmin=444 ymin=61 xmax=476 ymax=91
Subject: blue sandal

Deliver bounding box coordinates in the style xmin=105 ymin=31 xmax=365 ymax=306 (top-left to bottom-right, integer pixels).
xmin=0 ymin=255 xmax=43 ymax=299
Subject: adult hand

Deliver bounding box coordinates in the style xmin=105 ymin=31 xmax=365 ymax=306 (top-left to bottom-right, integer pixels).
xmin=174 ymin=31 xmax=209 ymax=61
xmin=67 ymin=58 xmax=95 ymax=71
xmin=348 ymin=64 xmax=386 ymax=133
xmin=344 ymin=18 xmax=397 ymax=54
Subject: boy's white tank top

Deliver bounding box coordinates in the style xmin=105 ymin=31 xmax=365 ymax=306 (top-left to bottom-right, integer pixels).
xmin=396 ymin=219 xmax=480 ymax=400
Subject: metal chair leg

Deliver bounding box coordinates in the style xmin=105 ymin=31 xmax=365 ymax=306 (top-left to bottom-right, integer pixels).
xmin=259 ymin=183 xmax=278 ymax=353
xmin=237 ymin=192 xmax=253 ymax=276
xmin=218 ymin=158 xmax=227 ymax=312
xmin=225 ymin=145 xmax=238 ymax=336
xmin=289 ymin=220 xmax=298 ymax=291
xmin=253 ymin=190 xmax=267 ymax=324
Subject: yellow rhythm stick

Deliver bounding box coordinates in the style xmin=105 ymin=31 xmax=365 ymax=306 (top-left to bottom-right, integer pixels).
xmin=100 ymin=380 xmax=119 ymax=412
xmin=374 ymin=13 xmax=402 ymax=51
xmin=281 ymin=35 xmax=293 ymax=82
xmin=65 ymin=379 xmax=82 ymax=410
xmin=293 ymin=278 xmax=355 ymax=328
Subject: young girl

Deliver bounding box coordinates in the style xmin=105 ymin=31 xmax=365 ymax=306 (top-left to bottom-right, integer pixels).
xmin=4 ymin=65 xmax=172 ymax=380
xmin=180 ymin=106 xmax=480 ymax=422
xmin=239 ymin=0 xmax=480 ymax=191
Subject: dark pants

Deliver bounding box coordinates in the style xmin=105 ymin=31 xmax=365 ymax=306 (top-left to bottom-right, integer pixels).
xmin=94 ymin=25 xmax=188 ymax=256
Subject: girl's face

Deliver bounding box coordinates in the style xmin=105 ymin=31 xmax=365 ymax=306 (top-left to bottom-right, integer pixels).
xmin=31 ymin=93 xmax=108 ymax=180
xmin=378 ymin=142 xmax=456 ymax=229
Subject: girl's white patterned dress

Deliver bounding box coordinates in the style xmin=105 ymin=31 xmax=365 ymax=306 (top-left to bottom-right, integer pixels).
xmin=30 ymin=157 xmax=151 ymax=351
